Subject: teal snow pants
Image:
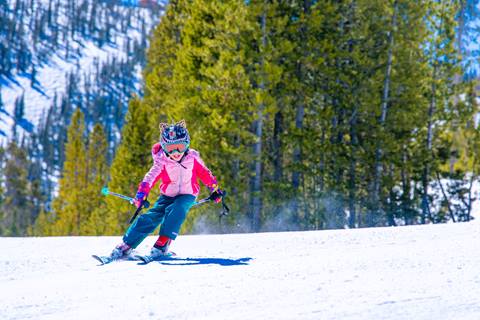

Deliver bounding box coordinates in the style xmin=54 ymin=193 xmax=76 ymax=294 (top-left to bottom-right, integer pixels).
xmin=123 ymin=194 xmax=196 ymax=248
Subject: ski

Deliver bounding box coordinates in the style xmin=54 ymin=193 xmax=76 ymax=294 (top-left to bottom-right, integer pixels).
xmin=92 ymin=254 xmax=138 ymax=265
xmin=135 ymin=252 xmax=176 ymax=264
xmin=92 ymin=254 xmax=114 ymax=265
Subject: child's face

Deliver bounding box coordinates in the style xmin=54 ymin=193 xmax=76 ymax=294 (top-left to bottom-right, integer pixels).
xmin=169 ymin=152 xmax=184 ymax=161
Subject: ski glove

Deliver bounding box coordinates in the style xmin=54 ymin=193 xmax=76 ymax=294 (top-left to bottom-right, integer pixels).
xmin=134 ymin=182 xmax=150 ymax=208
xmin=209 ymin=185 xmax=224 ymax=204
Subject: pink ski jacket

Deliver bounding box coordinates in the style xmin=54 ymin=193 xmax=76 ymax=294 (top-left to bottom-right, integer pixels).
xmin=141 ymin=146 xmax=218 ymax=197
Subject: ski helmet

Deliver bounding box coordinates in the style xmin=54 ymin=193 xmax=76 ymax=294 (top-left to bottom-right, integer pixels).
xmin=159 ymin=120 xmax=190 ymax=154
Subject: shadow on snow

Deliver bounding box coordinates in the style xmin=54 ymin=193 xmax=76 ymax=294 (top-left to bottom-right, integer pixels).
xmin=140 ymin=257 xmax=253 ymax=267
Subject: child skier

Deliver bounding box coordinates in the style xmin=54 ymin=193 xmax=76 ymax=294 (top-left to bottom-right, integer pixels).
xmin=110 ymin=120 xmax=223 ymax=259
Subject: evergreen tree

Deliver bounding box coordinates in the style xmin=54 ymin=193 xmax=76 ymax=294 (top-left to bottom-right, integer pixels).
xmin=138 ymin=0 xmax=477 ymax=232
xmin=12 ymin=93 xmax=25 ymax=140
xmin=437 ymin=79 xmax=480 ymax=222
xmin=30 ymin=208 xmax=51 ymax=236
xmin=143 ymin=0 xmax=256 ymax=233
xmin=50 ymin=109 xmax=88 ymax=235
xmin=7 ymin=0 xmax=470 ymax=235
xmin=82 ymin=123 xmax=109 ymax=235
xmin=105 ymin=97 xmax=156 ymax=235
xmin=421 ymin=0 xmax=462 ymax=223
xmin=382 ymin=1 xmax=430 ymax=225
xmin=26 ymin=133 xmax=47 ymax=231
xmin=0 ymin=141 xmax=31 ymax=236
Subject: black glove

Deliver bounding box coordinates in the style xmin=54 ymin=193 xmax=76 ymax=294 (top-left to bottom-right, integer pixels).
xmin=209 ymin=189 xmax=224 ymax=203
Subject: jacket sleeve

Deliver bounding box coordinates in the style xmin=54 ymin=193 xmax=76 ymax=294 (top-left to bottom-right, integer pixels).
xmin=193 ymin=155 xmax=218 ymax=190
xmin=140 ymin=145 xmax=165 ymax=192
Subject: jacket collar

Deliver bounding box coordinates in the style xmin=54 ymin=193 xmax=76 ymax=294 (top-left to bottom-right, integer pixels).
xmin=162 ymin=150 xmax=189 ymax=168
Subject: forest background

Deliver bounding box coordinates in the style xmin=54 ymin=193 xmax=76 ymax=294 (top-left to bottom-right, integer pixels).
xmin=1 ymin=0 xmax=480 ymax=236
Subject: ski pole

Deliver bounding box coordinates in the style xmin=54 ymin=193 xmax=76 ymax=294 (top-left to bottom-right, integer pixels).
xmin=101 ymin=187 xmax=150 ymax=208
xmin=217 ymin=192 xmax=230 ymax=232
xmin=191 ymin=191 xmax=229 ymax=215
xmin=128 ymin=201 xmax=149 ymax=224
xmin=220 ymin=191 xmax=230 ymax=216
xmin=192 ymin=197 xmax=212 ymax=207
xmin=194 ymin=191 xmax=230 ymax=215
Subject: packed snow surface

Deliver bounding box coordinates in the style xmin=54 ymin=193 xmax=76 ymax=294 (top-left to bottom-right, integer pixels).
xmin=1 ymin=221 xmax=480 ymax=320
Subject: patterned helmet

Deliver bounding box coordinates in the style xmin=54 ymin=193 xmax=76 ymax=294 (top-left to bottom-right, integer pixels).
xmin=159 ymin=120 xmax=190 ymax=154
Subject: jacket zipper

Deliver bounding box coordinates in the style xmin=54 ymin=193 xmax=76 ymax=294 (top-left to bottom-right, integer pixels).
xmin=178 ymin=163 xmax=183 ymax=194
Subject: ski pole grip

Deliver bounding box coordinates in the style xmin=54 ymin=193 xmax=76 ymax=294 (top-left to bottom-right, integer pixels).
xmin=101 ymin=187 xmax=109 ymax=196
xmin=143 ymin=200 xmax=150 ymax=209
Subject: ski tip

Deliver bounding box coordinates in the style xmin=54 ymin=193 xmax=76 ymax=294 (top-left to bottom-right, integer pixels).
xmin=92 ymin=254 xmax=103 ymax=265
xmin=92 ymin=254 xmax=109 ymax=265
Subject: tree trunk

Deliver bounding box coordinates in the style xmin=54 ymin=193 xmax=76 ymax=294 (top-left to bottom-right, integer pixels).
xmin=292 ymin=103 xmax=304 ymax=191
xmin=273 ymin=111 xmax=283 ymax=182
xmin=387 ymin=164 xmax=397 ymax=226
xmin=435 ymin=171 xmax=456 ymax=222
xmin=400 ymin=146 xmax=412 ymax=225
xmin=291 ymin=0 xmax=311 ymax=225
xmin=232 ymin=134 xmax=240 ymax=198
xmin=422 ymin=47 xmax=438 ymax=224
xmin=250 ymin=4 xmax=267 ymax=232
xmin=371 ymin=0 xmax=398 ymax=227
xmin=348 ymin=106 xmax=358 ymax=228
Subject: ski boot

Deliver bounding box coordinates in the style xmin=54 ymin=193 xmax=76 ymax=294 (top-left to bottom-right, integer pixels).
xmin=149 ymin=235 xmax=173 ymax=259
xmin=110 ymin=242 xmax=133 ymax=259
xmin=92 ymin=242 xmax=133 ymax=265
xmin=136 ymin=236 xmax=174 ymax=263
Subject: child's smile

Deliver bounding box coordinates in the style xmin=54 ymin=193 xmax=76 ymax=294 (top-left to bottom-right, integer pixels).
xmin=169 ymin=152 xmax=184 ymax=161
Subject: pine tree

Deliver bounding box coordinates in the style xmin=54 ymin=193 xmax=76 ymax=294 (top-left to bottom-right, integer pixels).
xmin=370 ymin=0 xmax=399 ymax=226
xmin=0 ymin=141 xmax=31 ymax=236
xmin=50 ymin=109 xmax=88 ymax=235
xmin=30 ymin=208 xmax=52 ymax=236
xmin=436 ymin=79 xmax=480 ymax=222
xmin=421 ymin=0 xmax=462 ymax=223
xmin=143 ymin=0 xmax=188 ymax=121
xmin=93 ymin=0 xmax=475 ymax=233
xmin=144 ymin=0 xmax=258 ymax=233
xmin=385 ymin=1 xmax=430 ymax=225
xmin=245 ymin=1 xmax=266 ymax=232
xmin=12 ymin=93 xmax=25 ymax=141
xmin=26 ymin=133 xmax=47 ymax=229
xmin=105 ymin=97 xmax=156 ymax=235
xmin=81 ymin=123 xmax=109 ymax=235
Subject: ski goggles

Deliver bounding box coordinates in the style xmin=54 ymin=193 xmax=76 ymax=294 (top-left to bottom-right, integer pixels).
xmin=164 ymin=142 xmax=189 ymax=154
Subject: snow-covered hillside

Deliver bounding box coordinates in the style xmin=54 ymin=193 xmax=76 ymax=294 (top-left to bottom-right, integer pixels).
xmin=0 ymin=0 xmax=163 ymax=139
xmin=1 ymin=220 xmax=480 ymax=320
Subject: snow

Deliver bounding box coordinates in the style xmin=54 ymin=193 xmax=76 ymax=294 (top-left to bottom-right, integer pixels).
xmin=1 ymin=220 xmax=480 ymax=320
xmin=1 ymin=0 xmax=161 ymax=139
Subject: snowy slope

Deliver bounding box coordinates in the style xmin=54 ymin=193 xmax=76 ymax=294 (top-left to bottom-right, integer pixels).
xmin=0 ymin=0 xmax=162 ymax=138
xmin=1 ymin=220 xmax=480 ymax=320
